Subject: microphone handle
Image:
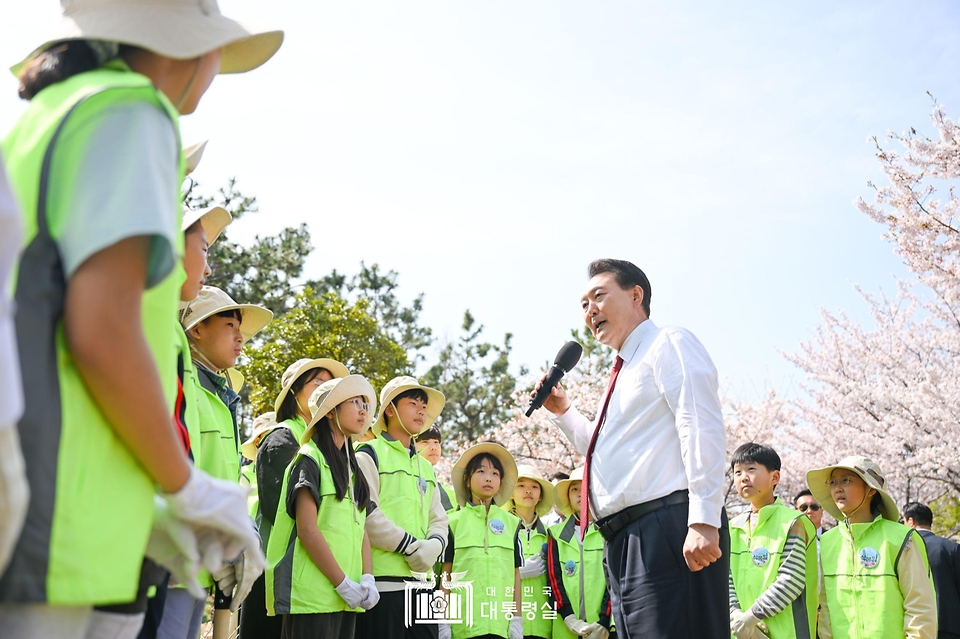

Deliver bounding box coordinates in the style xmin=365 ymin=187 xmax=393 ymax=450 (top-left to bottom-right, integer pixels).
xmin=526 ymin=365 xmax=567 ymax=417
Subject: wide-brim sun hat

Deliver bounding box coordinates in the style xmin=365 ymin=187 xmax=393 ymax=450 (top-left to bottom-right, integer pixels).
xmin=506 ymin=464 xmax=554 ymax=518
xmin=240 ymin=411 xmax=278 ymax=461
xmin=182 ymin=204 xmax=231 ymax=245
xmin=180 ymin=285 xmax=272 ymax=343
xmin=373 ymin=376 xmax=445 ymax=436
xmin=554 ymin=466 xmax=585 ymax=517
xmin=302 ymin=375 xmax=377 ymax=445
xmin=451 ymin=442 xmax=518 ymax=508
xmin=274 ymin=358 xmax=350 ymax=413
xmin=13 ymin=0 xmax=284 ymax=76
xmin=806 ymin=455 xmax=899 ymax=522
xmin=184 ymin=140 xmax=207 ymax=175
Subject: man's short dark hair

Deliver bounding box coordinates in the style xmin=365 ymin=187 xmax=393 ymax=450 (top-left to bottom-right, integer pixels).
xmin=902 ymin=502 xmax=933 ymax=527
xmin=588 ymin=259 xmax=652 ymax=317
xmin=551 ymin=471 xmax=570 ymax=482
xmin=730 ymin=442 xmax=781 ymax=472
xmin=794 ymin=489 xmax=814 ymax=504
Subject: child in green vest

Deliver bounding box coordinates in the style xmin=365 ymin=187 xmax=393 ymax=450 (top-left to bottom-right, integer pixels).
xmin=355 ymin=376 xmax=449 ymax=638
xmin=728 ymin=443 xmax=818 ymax=639
xmin=506 ymin=464 xmax=554 ymax=639
xmin=806 ymin=456 xmax=936 ymax=639
xmin=417 ymin=425 xmax=459 ymax=513
xmin=265 ymin=375 xmax=380 ymax=639
xmin=546 ymin=467 xmax=613 ymax=639
xmin=441 ymin=443 xmax=524 ymax=639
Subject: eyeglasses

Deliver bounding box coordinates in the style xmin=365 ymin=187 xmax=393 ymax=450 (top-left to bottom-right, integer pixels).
xmin=797 ymin=503 xmax=821 ymax=512
xmin=347 ymin=398 xmax=370 ymax=413
xmin=826 ymin=476 xmax=856 ymax=488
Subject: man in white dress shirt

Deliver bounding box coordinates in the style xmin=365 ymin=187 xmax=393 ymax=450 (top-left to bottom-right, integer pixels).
xmin=540 ymin=259 xmax=728 ymax=638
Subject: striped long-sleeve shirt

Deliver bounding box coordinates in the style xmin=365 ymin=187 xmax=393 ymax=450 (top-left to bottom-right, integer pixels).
xmin=729 ymin=517 xmax=810 ymax=619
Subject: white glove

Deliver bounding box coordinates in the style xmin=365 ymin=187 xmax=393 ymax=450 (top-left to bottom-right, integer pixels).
xmin=564 ymin=615 xmax=591 ymax=636
xmin=0 ymin=427 xmax=28 ymax=575
xmin=144 ymin=495 xmax=205 ymax=600
xmin=583 ymin=622 xmax=610 ymax=639
xmin=405 ymin=537 xmax=443 ymax=573
xmin=231 ymin=548 xmax=264 ymax=612
xmin=509 ymin=615 xmax=524 ymax=639
xmin=731 ymin=609 xmax=769 ymax=639
xmin=335 ymin=575 xmax=365 ymax=609
xmin=212 ymin=561 xmax=236 ymax=593
xmin=359 ymin=573 xmax=380 ymax=610
xmin=161 ymin=467 xmax=261 ymax=573
xmin=519 ymin=554 xmax=545 ymax=579
xmin=438 ymin=624 xmax=452 ymax=639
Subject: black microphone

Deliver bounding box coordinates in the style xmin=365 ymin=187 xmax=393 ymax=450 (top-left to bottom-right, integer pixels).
xmin=526 ymin=341 xmax=583 ymax=417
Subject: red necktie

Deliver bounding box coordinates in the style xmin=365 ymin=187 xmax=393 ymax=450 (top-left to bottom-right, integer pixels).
xmin=580 ymin=355 xmax=624 ymax=539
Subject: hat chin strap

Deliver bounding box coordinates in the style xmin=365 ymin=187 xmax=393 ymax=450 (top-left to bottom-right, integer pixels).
xmin=190 ymin=346 xmax=224 ymax=377
xmin=842 ymin=492 xmax=871 ymax=523
xmin=391 ymin=402 xmax=419 ymax=438
xmin=295 ymin=397 xmax=312 ymax=422
xmin=333 ymin=411 xmax=358 ymax=517
xmin=175 ymin=57 xmax=204 ymax=112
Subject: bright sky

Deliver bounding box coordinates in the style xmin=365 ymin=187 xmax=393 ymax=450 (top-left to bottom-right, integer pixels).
xmin=4 ymin=2 xmax=959 ymax=400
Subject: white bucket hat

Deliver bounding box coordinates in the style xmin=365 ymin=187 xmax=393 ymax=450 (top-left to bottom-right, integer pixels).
xmin=554 ymin=467 xmax=585 ymax=517
xmin=240 ymin=411 xmax=278 ymax=461
xmin=179 ymin=285 xmax=272 ymax=343
xmin=506 ymin=464 xmax=555 ymax=518
xmin=451 ymin=442 xmax=518 ymax=508
xmin=806 ymin=455 xmax=899 ymax=523
xmin=183 ymin=140 xmax=207 ymax=175
xmin=372 ymin=376 xmax=445 ymax=436
xmin=301 ymin=375 xmax=378 ymax=445
xmin=14 ymin=0 xmax=284 ymax=75
xmin=181 ymin=204 xmax=231 ymax=245
xmin=274 ymin=358 xmax=350 ymax=413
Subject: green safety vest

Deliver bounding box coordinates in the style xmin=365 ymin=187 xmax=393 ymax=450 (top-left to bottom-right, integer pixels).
xmin=549 ymin=517 xmax=607 ymax=639
xmin=358 ymin=435 xmax=439 ymax=578
xmin=0 ymin=60 xmax=184 ymax=605
xmin=241 ymin=463 xmax=258 ymax=519
xmin=729 ymin=500 xmax=818 ymax=639
xmin=440 ymin=482 xmax=458 ymax=513
xmin=516 ymin=516 xmax=551 ymax=639
xmin=177 ymin=325 xmax=201 ymax=464
xmin=821 ymin=517 xmax=932 ymax=639
xmin=254 ymin=417 xmax=306 ymax=553
xmin=193 ymin=367 xmax=240 ymax=483
xmin=265 ymin=440 xmax=367 ymax=615
xmin=448 ymin=502 xmax=519 ymax=639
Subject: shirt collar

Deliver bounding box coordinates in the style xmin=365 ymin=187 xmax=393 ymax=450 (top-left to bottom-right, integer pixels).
xmin=618 ymin=319 xmax=658 ymax=364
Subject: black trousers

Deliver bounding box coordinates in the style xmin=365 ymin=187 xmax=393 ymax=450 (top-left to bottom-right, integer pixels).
xmin=239 ymin=572 xmax=284 ymax=639
xmin=603 ymin=501 xmax=729 ymax=639
xmin=282 ymin=611 xmax=356 ymax=639
xmin=354 ymin=589 xmax=439 ymax=639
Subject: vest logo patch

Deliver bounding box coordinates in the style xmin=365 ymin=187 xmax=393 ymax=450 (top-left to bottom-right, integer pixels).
xmin=489 ymin=519 xmax=505 ymax=535
xmin=859 ymin=547 xmax=880 ymax=569
xmin=752 ymin=547 xmax=770 ymax=567
xmin=417 ymin=477 xmax=428 ymax=495
xmin=564 ymin=560 xmax=577 ymax=577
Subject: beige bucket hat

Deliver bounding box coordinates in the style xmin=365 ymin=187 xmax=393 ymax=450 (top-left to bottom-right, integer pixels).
xmin=506 ymin=464 xmax=555 ymax=518
xmin=274 ymin=358 xmax=350 ymax=413
xmin=806 ymin=455 xmax=899 ymax=522
xmin=184 ymin=140 xmax=207 ymax=175
xmin=451 ymin=442 xmax=518 ymax=508
xmin=180 ymin=286 xmax=272 ymax=343
xmin=14 ymin=0 xmax=284 ymax=75
xmin=240 ymin=411 xmax=278 ymax=461
xmin=372 ymin=376 xmax=445 ymax=436
xmin=301 ymin=375 xmax=377 ymax=445
xmin=554 ymin=467 xmax=585 ymax=517
xmin=181 ymin=204 xmax=231 ymax=244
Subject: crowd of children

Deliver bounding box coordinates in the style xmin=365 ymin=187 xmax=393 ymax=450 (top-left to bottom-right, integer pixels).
xmin=0 ymin=2 xmax=946 ymax=639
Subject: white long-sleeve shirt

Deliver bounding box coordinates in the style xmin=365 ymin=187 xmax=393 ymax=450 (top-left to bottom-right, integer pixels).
xmin=552 ymin=319 xmax=726 ymax=527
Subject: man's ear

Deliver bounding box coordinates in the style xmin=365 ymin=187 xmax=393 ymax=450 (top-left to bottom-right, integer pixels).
xmin=771 ymin=470 xmax=781 ymax=486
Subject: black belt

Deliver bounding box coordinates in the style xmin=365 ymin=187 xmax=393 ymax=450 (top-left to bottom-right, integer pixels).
xmin=595 ymin=490 xmax=689 ymax=541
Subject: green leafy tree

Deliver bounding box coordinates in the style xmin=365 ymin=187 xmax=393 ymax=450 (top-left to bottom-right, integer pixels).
xmin=423 ymin=310 xmax=525 ymax=445
xmin=241 ymin=287 xmax=411 ymax=418
xmin=308 ymin=262 xmax=433 ymax=363
xmin=185 ymin=178 xmax=312 ymax=316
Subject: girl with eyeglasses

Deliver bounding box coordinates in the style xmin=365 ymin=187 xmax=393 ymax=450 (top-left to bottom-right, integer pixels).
xmin=805 ymin=457 xmax=936 ymax=639
xmin=265 ymin=375 xmax=380 ymax=639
